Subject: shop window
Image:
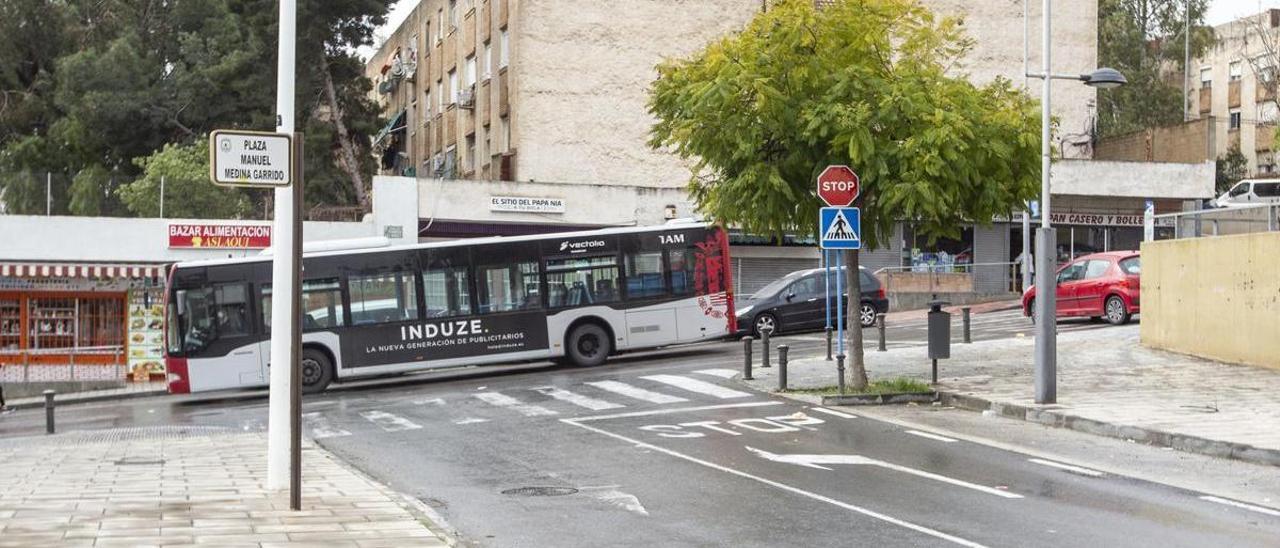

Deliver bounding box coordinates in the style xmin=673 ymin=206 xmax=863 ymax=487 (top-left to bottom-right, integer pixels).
xmin=0 ymin=298 xmax=20 ymax=352
xmin=902 ymin=225 xmax=974 ymax=272
xmin=625 ymin=251 xmax=666 ymax=299
xmin=547 ymin=255 xmax=619 ymax=308
xmin=477 ymin=261 xmax=540 ymax=313
xmin=422 ymin=265 xmax=472 ymax=318
xmin=349 ymin=272 xmax=418 ymax=325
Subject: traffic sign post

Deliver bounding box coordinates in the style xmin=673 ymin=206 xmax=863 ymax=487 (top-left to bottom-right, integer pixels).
xmin=209 ymin=130 xmax=294 ymax=187
xmin=819 ymin=207 xmax=861 ymax=249
xmin=817 ymin=165 xmax=860 ymax=207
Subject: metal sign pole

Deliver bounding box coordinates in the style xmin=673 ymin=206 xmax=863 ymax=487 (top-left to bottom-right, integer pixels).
xmin=288 ymin=137 xmax=304 ymax=511
xmin=824 ymin=250 xmax=831 ymax=330
xmin=835 ymin=251 xmax=844 ymax=356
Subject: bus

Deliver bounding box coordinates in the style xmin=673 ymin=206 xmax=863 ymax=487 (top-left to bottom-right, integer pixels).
xmin=164 ymin=223 xmax=735 ymax=394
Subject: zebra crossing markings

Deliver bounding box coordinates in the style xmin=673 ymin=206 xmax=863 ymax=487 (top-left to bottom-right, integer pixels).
xmin=474 ymin=391 xmax=559 ymax=417
xmin=359 ymin=410 xmax=423 ymax=432
xmin=693 ymin=368 xmax=739 ymax=379
xmin=302 ymin=412 xmax=351 ymax=439
xmin=640 ymin=374 xmax=752 ymax=399
xmin=532 ymin=386 xmax=625 ymax=411
xmin=584 ymin=380 xmax=689 ymax=404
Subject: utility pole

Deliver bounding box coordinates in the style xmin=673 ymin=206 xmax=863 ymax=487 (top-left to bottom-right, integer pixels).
xmin=1185 ymin=0 xmax=1192 ymax=121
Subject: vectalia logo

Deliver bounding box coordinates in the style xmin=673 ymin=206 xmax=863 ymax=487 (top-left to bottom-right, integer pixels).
xmin=559 ymin=240 xmax=606 ymax=253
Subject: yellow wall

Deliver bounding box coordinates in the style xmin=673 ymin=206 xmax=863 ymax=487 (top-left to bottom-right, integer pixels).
xmin=1141 ymin=232 xmax=1280 ymax=370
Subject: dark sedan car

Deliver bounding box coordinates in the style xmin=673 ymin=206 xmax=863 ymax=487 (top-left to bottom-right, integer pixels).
xmin=736 ymin=266 xmax=889 ymax=337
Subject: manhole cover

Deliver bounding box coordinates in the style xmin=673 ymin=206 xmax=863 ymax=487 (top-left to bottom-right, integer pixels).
xmin=501 ymin=486 xmax=579 ymax=497
xmin=114 ymin=458 xmax=165 ymax=466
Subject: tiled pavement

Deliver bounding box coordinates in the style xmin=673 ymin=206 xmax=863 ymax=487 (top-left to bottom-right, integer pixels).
xmin=745 ymin=322 xmax=1280 ymax=458
xmin=5 ymin=382 xmax=167 ymax=411
xmin=0 ymin=429 xmax=452 ymax=547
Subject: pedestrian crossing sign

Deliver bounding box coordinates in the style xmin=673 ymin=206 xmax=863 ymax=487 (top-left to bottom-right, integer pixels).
xmin=819 ymin=207 xmax=861 ymax=249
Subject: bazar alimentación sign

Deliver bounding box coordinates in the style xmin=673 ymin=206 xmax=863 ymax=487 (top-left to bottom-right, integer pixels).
xmin=169 ymin=223 xmax=272 ymax=249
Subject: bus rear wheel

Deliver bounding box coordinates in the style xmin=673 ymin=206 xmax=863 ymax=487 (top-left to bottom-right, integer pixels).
xmin=301 ymin=347 xmax=334 ymax=394
xmin=566 ymin=323 xmax=611 ymax=367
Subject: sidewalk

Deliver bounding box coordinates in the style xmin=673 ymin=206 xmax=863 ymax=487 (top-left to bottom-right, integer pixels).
xmin=743 ymin=324 xmax=1280 ymax=466
xmin=0 ymin=428 xmax=453 ymax=547
xmin=5 ymin=382 xmax=168 ymax=411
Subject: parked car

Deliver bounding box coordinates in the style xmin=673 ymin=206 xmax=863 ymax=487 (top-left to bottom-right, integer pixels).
xmin=1212 ymin=179 xmax=1280 ymax=208
xmin=1021 ymin=251 xmax=1140 ymax=325
xmin=736 ymin=266 xmax=889 ymax=337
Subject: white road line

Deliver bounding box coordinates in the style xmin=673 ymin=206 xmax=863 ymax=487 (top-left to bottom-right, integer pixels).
xmin=572 ymin=401 xmax=783 ymax=422
xmin=302 ymin=412 xmax=350 ymax=439
xmin=641 ymin=374 xmax=752 ymax=399
xmin=905 ymin=430 xmax=959 ymax=443
xmin=693 ymin=368 xmax=739 ymax=379
xmin=453 ymin=417 xmax=490 ymax=425
xmin=1027 ymin=458 xmax=1104 ymax=477
xmin=809 ymin=407 xmax=858 ymax=419
xmin=359 ymin=410 xmax=423 ymax=432
xmin=584 ymin=380 xmax=689 ymax=404
xmin=1199 ymin=496 xmax=1280 ymax=517
xmin=474 ymin=391 xmax=558 ymax=417
xmin=532 ymin=386 xmax=624 ymax=411
xmin=560 ymin=419 xmax=988 ymax=548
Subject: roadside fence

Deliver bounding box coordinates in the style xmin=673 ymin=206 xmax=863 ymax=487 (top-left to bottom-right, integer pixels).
xmin=1146 ymin=203 xmax=1280 ymax=242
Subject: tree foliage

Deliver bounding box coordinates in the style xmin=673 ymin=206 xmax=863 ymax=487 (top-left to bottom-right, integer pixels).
xmin=1215 ymin=146 xmax=1248 ymax=194
xmin=118 ymin=139 xmax=253 ymax=219
xmin=1097 ymin=0 xmax=1212 ymax=137
xmin=0 ymin=0 xmax=389 ymax=216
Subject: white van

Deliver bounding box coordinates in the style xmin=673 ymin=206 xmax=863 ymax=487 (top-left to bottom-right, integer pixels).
xmin=1213 ymin=179 xmax=1280 ymax=208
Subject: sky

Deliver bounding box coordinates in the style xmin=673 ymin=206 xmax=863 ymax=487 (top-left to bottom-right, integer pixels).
xmin=358 ymin=1 xmax=1280 ymax=60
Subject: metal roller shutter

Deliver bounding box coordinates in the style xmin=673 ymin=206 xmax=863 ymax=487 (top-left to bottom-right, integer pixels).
xmin=732 ymin=257 xmax=821 ymax=298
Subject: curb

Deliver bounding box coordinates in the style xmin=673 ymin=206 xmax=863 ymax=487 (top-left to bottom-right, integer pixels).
xmin=938 ymin=391 xmax=1280 ymax=468
xmin=821 ymin=391 xmax=938 ymax=406
xmin=7 ymin=388 xmax=168 ymax=411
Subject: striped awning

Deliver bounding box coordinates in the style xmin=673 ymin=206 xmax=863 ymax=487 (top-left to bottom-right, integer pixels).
xmin=0 ymin=262 xmax=166 ymax=279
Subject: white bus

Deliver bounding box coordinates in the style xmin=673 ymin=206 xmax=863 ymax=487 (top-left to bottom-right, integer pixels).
xmin=163 ymin=223 xmax=736 ymax=394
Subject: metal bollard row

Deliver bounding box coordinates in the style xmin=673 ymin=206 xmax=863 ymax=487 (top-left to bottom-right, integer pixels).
xmin=44 ymin=390 xmax=56 ymax=435
xmin=836 ymin=353 xmax=846 ymax=395
xmin=777 ymin=345 xmax=789 ymax=391
xmin=825 ymin=327 xmax=833 ymax=361
xmin=962 ymin=306 xmax=972 ymax=344
xmin=761 ymin=330 xmax=771 ymax=368
xmin=741 ymin=336 xmax=754 ymax=380
xmin=876 ymin=313 xmax=886 ymax=352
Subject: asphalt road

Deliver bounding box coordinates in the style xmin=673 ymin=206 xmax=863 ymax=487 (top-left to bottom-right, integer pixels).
xmin=0 ymin=313 xmax=1267 ymax=548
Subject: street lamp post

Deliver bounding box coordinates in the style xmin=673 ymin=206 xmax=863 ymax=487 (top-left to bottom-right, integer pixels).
xmin=1025 ymin=0 xmax=1126 ymax=404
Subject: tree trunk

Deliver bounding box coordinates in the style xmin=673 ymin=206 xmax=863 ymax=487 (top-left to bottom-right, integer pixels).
xmin=845 ymin=249 xmax=868 ymax=390
xmin=320 ymin=56 xmax=370 ymax=211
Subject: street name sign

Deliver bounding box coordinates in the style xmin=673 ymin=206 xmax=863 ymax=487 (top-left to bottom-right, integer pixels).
xmin=819 ymin=207 xmax=861 ymax=249
xmin=817 ymin=165 xmax=860 ymax=207
xmin=209 ymin=130 xmax=293 ymax=187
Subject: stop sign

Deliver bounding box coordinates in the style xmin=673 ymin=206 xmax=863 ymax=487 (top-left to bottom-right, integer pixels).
xmin=816 ymin=165 xmax=860 ymax=207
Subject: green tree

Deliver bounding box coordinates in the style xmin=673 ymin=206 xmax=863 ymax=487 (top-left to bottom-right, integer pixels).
xmin=68 ymin=164 xmax=112 ymax=216
xmin=1215 ymin=146 xmax=1248 ymax=194
xmin=649 ymin=0 xmax=1041 ymax=389
xmin=1097 ymin=0 xmax=1212 ymax=137
xmin=118 ymin=139 xmax=253 ymax=219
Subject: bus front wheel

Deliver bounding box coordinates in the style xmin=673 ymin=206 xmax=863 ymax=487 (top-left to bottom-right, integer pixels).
xmin=566 ymin=323 xmax=611 ymax=367
xmin=301 ymin=347 xmax=335 ymax=394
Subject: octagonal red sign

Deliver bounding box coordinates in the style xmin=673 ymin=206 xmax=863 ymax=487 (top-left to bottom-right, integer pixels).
xmin=817 ymin=165 xmax=860 ymax=207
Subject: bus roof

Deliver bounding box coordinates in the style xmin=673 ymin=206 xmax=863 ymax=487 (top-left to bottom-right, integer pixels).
xmin=171 ymin=221 xmax=715 ymax=269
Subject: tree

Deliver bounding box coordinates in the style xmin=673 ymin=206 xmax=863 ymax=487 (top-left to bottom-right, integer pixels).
xmin=650 ymin=0 xmax=1041 ymax=389
xmin=117 ymin=139 xmax=253 ymax=219
xmin=1216 ymin=146 xmax=1248 ymax=194
xmin=1097 ymin=0 xmax=1212 ymax=137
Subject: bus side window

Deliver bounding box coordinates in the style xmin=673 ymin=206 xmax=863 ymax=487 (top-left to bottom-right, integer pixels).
xmin=348 ymin=271 xmax=419 ymax=325
xmin=213 ymin=283 xmax=251 ymax=338
xmin=624 ymin=251 xmax=666 ymax=300
xmin=668 ymin=247 xmax=696 ymax=296
xmin=422 ymin=266 xmax=472 ymax=318
xmin=477 ymin=261 xmax=541 ymax=313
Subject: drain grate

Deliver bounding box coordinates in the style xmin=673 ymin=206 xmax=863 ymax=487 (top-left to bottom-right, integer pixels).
xmin=501 ymin=486 xmax=579 ymax=497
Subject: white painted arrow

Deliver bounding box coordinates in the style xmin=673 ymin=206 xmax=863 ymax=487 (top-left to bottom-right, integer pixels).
xmin=746 ymin=447 xmax=1022 ymax=499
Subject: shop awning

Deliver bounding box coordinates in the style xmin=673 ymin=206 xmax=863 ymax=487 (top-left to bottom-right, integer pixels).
xmin=372 ymin=109 xmax=407 ymax=149
xmin=0 ymin=262 xmax=166 ymax=279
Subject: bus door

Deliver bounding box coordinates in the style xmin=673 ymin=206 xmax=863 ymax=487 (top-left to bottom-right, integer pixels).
xmin=174 ymin=281 xmax=266 ymax=391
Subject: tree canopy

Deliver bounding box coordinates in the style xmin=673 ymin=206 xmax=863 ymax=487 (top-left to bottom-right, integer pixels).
xmin=0 ymin=0 xmax=389 ymax=217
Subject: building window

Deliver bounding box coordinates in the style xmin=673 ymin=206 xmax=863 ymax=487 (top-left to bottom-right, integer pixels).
xmin=1260 ymin=101 xmax=1278 ymax=124
xmin=437 ymin=9 xmax=445 ymax=41
xmin=465 ymin=134 xmax=476 ymax=173
xmin=480 ymin=125 xmax=489 ymax=165
xmin=423 ymin=19 xmax=430 ymax=48
xmin=1230 ymin=61 xmax=1243 ymax=81
xmin=500 ymin=115 xmax=510 ymax=152
xmin=482 ymin=41 xmax=492 ymax=79
xmin=449 ymin=0 xmax=458 ymax=30
xmin=436 ymin=80 xmax=444 ymax=112
xmin=1230 ymin=108 xmax=1242 ymax=130
xmin=444 ymin=145 xmax=457 ymax=179
xmin=499 ymin=28 xmax=509 ymax=68
xmin=464 ymin=55 xmax=477 ymax=87
xmin=448 ymin=69 xmax=458 ymax=104
xmin=424 ymin=89 xmax=431 ymax=117
xmin=1200 ymin=67 xmax=1212 ymax=88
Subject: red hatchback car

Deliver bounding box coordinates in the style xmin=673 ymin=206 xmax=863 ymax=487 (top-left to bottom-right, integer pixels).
xmin=1022 ymin=251 xmax=1141 ymax=325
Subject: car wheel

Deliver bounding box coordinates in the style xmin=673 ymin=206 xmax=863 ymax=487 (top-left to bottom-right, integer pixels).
xmin=1104 ymin=296 xmax=1131 ymax=326
xmin=752 ymin=313 xmax=778 ymax=338
xmin=300 ymin=347 xmax=334 ymax=395
xmin=566 ymin=323 xmax=611 ymax=367
xmin=859 ymin=302 xmax=877 ymax=328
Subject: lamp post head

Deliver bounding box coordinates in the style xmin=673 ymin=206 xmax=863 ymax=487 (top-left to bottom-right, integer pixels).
xmin=1083 ymin=67 xmax=1127 ymax=89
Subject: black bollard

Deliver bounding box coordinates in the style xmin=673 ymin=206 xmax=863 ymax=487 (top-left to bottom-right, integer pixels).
xmin=876 ymin=313 xmax=887 ymax=352
xmin=43 ymin=390 xmax=55 ymax=434
xmin=777 ymin=345 xmax=789 ymax=391
xmin=761 ymin=329 xmax=771 ymax=368
xmin=962 ymin=307 xmax=972 ymax=344
xmin=741 ymin=336 xmax=754 ymax=381
xmin=825 ymin=327 xmax=833 ymax=361
xmin=836 ymin=353 xmax=846 ymax=395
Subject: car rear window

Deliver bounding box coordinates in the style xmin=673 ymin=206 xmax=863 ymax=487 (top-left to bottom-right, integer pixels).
xmin=1119 ymin=257 xmax=1140 ymax=275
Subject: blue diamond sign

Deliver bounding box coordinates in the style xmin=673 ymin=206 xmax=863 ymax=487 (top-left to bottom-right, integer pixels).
xmin=819 ymin=207 xmax=861 ymax=249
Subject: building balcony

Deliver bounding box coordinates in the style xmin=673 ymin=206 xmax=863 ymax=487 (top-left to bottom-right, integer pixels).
xmin=1229 ymin=80 xmax=1242 ymax=108
xmin=1199 ymin=87 xmax=1212 ymax=114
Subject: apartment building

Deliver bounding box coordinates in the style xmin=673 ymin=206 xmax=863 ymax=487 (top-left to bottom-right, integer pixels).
xmin=1188 ymin=9 xmax=1280 ymax=175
